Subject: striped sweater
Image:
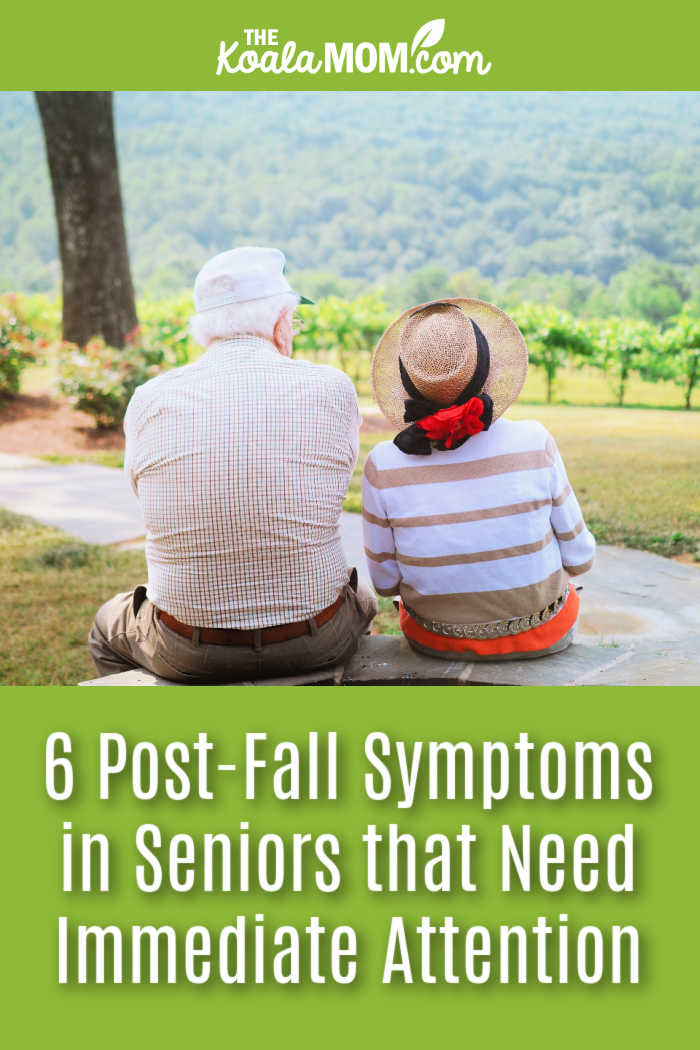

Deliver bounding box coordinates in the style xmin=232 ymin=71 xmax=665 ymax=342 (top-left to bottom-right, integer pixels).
xmin=361 ymin=418 xmax=595 ymax=626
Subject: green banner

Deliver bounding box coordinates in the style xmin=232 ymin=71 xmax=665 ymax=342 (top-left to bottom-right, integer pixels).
xmin=4 ymin=0 xmax=699 ymax=89
xmin=2 ymin=685 xmax=697 ymax=1047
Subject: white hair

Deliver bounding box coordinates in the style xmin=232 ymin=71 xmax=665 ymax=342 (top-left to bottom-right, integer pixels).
xmin=189 ymin=291 xmax=299 ymax=348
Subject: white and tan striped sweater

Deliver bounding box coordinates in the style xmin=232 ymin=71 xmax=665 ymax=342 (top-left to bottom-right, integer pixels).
xmin=361 ymin=418 xmax=595 ymax=625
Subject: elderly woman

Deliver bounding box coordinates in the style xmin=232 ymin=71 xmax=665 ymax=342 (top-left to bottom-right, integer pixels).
xmin=361 ymin=299 xmax=595 ymax=660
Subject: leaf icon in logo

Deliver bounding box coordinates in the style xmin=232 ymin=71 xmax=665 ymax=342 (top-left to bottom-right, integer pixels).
xmin=411 ymin=18 xmax=445 ymax=55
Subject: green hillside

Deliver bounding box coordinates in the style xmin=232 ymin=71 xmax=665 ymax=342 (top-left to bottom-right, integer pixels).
xmin=1 ymin=92 xmax=699 ymax=311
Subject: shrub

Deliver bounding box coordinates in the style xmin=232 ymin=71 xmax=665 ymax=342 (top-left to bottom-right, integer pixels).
xmin=587 ymin=317 xmax=656 ymax=406
xmin=293 ymin=293 xmax=390 ymax=396
xmin=137 ymin=293 xmax=197 ymax=360
xmin=511 ymin=303 xmax=594 ymax=403
xmin=0 ymin=295 xmax=37 ymax=397
xmin=658 ymin=312 xmax=700 ymax=410
xmin=10 ymin=293 xmax=61 ymax=342
xmin=58 ymin=326 xmax=189 ymax=428
xmin=37 ymin=543 xmax=94 ymax=569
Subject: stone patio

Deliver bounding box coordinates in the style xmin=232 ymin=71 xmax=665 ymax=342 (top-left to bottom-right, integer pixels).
xmin=79 ymin=634 xmax=638 ymax=687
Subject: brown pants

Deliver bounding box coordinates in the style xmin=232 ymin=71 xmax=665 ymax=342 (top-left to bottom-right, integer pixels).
xmin=89 ymin=575 xmax=378 ymax=683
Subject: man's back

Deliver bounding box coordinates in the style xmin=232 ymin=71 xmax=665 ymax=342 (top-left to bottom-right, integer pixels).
xmin=125 ymin=335 xmax=359 ymax=628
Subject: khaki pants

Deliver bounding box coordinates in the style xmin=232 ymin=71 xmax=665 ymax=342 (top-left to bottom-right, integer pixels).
xmin=89 ymin=575 xmax=378 ymax=683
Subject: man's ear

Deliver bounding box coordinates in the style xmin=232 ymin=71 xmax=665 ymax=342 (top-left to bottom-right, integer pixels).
xmin=272 ymin=308 xmax=293 ymax=357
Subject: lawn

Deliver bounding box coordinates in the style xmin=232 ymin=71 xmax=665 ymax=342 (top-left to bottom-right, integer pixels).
xmin=0 ymin=508 xmax=146 ymax=685
xmin=517 ymin=364 xmax=687 ymax=409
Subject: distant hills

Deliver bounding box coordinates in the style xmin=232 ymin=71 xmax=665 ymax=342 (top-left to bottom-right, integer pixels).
xmin=1 ymin=91 xmax=699 ymax=310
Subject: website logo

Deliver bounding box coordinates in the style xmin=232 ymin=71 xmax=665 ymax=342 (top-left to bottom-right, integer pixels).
xmin=216 ymin=20 xmax=493 ymax=77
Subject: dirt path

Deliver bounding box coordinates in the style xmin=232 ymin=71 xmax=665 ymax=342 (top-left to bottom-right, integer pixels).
xmin=0 ymin=393 xmax=124 ymax=456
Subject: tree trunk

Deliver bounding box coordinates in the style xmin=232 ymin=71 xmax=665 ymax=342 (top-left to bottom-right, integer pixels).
xmin=618 ymin=360 xmax=628 ymax=407
xmin=35 ymin=92 xmax=137 ymax=347
xmin=546 ymin=358 xmax=555 ymax=404
xmin=685 ymin=355 xmax=697 ymax=410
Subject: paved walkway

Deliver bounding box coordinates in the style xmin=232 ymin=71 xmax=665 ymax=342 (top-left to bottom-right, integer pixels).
xmin=0 ymin=454 xmax=144 ymax=545
xmin=2 ymin=453 xmax=698 ymax=684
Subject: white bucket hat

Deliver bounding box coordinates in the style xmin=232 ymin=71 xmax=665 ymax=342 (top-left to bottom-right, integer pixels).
xmin=193 ymin=246 xmax=313 ymax=314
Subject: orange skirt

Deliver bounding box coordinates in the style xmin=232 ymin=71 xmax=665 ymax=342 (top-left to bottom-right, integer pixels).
xmin=399 ymin=586 xmax=579 ymax=658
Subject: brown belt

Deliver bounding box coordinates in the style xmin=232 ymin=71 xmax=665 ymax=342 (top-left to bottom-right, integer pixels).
xmin=157 ymin=594 xmax=344 ymax=647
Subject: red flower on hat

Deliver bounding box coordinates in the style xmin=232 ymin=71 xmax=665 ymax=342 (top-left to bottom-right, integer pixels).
xmin=417 ymin=396 xmax=486 ymax=448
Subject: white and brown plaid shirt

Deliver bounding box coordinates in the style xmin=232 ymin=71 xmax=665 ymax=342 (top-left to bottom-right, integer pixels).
xmin=124 ymin=336 xmax=359 ymax=628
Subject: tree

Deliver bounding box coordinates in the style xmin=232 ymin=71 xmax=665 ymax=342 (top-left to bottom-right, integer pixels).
xmin=590 ymin=317 xmax=655 ymax=406
xmin=35 ymin=92 xmax=137 ymax=347
xmin=512 ymin=304 xmax=593 ymax=404
xmin=294 ymin=293 xmax=389 ymax=396
xmin=448 ymin=268 xmax=496 ymax=303
xmin=609 ymin=259 xmax=687 ymax=325
xmin=658 ymin=313 xmax=700 ymax=410
xmin=388 ymin=267 xmax=450 ymax=312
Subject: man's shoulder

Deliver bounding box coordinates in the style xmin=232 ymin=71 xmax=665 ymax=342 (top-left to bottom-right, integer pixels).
xmin=291 ymin=358 xmax=356 ymax=391
xmin=288 ymin=358 xmax=358 ymax=409
xmin=128 ymin=360 xmax=197 ymax=402
xmin=124 ymin=361 xmax=198 ymax=428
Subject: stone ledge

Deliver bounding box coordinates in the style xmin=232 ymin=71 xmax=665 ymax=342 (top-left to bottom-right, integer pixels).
xmin=79 ymin=635 xmax=635 ymax=687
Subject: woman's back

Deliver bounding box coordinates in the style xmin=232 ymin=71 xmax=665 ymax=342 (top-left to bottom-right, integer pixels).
xmin=363 ymin=417 xmax=595 ymax=627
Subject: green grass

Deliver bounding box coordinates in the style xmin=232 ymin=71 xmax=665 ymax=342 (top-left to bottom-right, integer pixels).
xmin=0 ymin=507 xmax=146 ymax=685
xmin=345 ymin=404 xmax=700 ymax=561
xmin=41 ymin=451 xmax=125 ymax=469
xmin=373 ymin=597 xmax=402 ymax=636
xmin=518 ymin=364 xmax=689 ymax=409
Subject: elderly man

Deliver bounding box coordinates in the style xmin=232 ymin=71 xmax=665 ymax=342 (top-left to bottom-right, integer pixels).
xmin=89 ymin=246 xmax=377 ymax=682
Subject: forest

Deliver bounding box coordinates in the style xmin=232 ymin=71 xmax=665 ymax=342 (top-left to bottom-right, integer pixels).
xmin=1 ymin=91 xmax=699 ymax=319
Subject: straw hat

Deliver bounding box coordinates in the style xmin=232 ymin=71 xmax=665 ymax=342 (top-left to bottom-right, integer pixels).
xmin=372 ymin=298 xmax=528 ymax=427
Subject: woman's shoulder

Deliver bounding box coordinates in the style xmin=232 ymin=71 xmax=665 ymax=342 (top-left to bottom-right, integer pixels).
xmin=364 ymin=437 xmax=399 ymax=473
xmin=495 ymin=416 xmax=551 ymax=447
xmin=363 ymin=419 xmax=553 ymax=476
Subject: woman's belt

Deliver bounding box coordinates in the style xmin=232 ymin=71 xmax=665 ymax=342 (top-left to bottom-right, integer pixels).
xmin=404 ymin=587 xmax=570 ymax=640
